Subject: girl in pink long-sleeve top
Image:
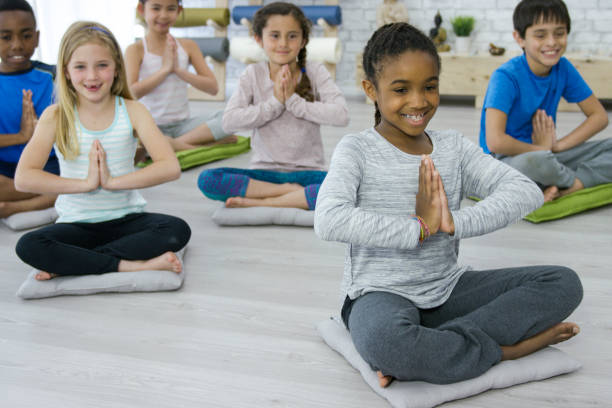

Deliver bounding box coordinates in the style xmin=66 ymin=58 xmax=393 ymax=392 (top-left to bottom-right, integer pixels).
xmin=197 ymin=2 xmax=348 ymax=210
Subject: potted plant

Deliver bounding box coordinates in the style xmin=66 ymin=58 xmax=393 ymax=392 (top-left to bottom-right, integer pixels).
xmin=451 ymin=15 xmax=475 ymax=54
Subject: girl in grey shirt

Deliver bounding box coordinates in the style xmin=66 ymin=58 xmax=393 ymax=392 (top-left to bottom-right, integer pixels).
xmin=315 ymin=23 xmax=583 ymax=387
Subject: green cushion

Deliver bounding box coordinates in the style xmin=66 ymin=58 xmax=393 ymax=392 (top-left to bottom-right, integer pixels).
xmin=138 ymin=136 xmax=250 ymax=171
xmin=524 ymin=183 xmax=612 ymax=223
xmin=468 ymin=183 xmax=612 ymax=223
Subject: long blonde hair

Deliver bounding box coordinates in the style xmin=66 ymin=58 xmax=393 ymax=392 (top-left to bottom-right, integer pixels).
xmin=55 ymin=21 xmax=133 ymax=160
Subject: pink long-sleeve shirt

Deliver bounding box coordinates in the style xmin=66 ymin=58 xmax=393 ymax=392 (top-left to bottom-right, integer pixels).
xmin=222 ymin=61 xmax=349 ymax=171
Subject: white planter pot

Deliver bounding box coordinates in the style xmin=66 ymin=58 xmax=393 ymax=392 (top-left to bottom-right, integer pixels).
xmin=455 ymin=36 xmax=471 ymax=54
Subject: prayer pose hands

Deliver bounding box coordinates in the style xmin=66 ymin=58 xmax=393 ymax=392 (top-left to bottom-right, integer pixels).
xmin=19 ymin=90 xmax=38 ymax=143
xmin=415 ymin=155 xmax=454 ymax=237
xmin=531 ymin=109 xmax=556 ymax=151
xmin=85 ymin=140 xmax=114 ymax=191
xmin=273 ymin=64 xmax=298 ymax=104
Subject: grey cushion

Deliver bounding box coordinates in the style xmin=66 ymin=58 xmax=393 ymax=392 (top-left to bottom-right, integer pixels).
xmin=16 ymin=248 xmax=186 ymax=299
xmin=2 ymin=207 xmax=58 ymax=231
xmin=317 ymin=317 xmax=582 ymax=408
xmin=211 ymin=205 xmax=314 ymax=226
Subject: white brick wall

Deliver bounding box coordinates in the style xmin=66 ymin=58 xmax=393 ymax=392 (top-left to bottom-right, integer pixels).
xmin=177 ymin=0 xmax=612 ymax=93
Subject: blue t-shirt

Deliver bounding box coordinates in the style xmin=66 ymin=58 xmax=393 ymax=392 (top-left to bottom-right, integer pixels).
xmin=0 ymin=61 xmax=55 ymax=162
xmin=478 ymin=54 xmax=592 ymax=154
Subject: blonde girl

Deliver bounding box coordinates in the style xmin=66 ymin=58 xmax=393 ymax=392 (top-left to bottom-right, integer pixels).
xmin=125 ymin=0 xmax=234 ymax=152
xmin=197 ymin=2 xmax=349 ymax=211
xmin=15 ymin=21 xmax=190 ymax=280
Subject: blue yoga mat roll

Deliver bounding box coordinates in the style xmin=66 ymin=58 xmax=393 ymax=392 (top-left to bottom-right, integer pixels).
xmin=302 ymin=6 xmax=342 ymax=26
xmin=192 ymin=37 xmax=230 ymax=62
xmin=231 ymin=5 xmax=342 ymax=26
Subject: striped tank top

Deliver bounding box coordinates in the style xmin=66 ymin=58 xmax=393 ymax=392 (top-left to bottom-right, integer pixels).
xmin=138 ymin=36 xmax=190 ymax=125
xmin=54 ymin=96 xmax=146 ymax=223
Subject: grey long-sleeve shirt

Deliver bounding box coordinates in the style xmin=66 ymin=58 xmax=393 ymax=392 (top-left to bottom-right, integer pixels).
xmin=314 ymin=128 xmax=544 ymax=309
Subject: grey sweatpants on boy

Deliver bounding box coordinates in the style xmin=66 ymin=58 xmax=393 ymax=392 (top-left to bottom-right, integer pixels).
xmin=342 ymin=265 xmax=582 ymax=384
xmin=498 ymin=138 xmax=612 ymax=189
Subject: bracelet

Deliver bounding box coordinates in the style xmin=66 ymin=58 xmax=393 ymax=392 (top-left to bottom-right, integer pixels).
xmin=413 ymin=216 xmax=431 ymax=243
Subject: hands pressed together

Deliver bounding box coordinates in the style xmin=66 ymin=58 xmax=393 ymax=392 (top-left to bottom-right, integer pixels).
xmin=85 ymin=139 xmax=114 ymax=192
xmin=415 ymin=155 xmax=455 ymax=239
xmin=531 ymin=109 xmax=558 ymax=152
xmin=161 ymin=34 xmax=180 ymax=75
xmin=19 ymin=89 xmax=38 ymax=143
xmin=273 ymin=64 xmax=298 ymax=104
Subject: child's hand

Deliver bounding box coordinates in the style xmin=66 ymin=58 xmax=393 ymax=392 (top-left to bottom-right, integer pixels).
xmin=531 ymin=109 xmax=555 ymax=150
xmin=283 ymin=65 xmax=297 ymax=100
xmin=415 ymin=155 xmax=442 ymax=235
xmin=161 ymin=34 xmax=177 ymax=74
xmin=437 ymin=174 xmax=455 ymax=235
xmin=273 ymin=65 xmax=287 ymax=104
xmin=85 ymin=140 xmax=101 ymax=191
xmin=19 ymin=89 xmax=37 ymax=143
xmin=96 ymin=140 xmax=114 ymax=190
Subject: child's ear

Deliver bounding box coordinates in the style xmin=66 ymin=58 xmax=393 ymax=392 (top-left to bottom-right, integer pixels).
xmin=254 ymin=35 xmax=263 ymax=48
xmin=34 ymin=30 xmax=40 ymax=48
xmin=362 ymin=79 xmax=377 ymax=104
xmin=512 ymin=30 xmax=525 ymax=49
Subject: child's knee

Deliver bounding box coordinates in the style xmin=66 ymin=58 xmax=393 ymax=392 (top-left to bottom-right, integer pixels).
xmin=556 ymin=266 xmax=583 ymax=310
xmin=15 ymin=231 xmax=44 ymax=264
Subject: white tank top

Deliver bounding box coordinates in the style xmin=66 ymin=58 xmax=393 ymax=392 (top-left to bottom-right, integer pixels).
xmin=138 ymin=36 xmax=190 ymax=125
xmin=54 ymin=96 xmax=146 ymax=223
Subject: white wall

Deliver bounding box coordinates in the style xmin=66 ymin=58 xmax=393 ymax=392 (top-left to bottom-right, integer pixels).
xmin=27 ymin=0 xmax=612 ymax=92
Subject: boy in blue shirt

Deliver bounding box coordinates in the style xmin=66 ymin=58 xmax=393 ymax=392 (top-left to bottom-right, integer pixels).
xmin=479 ymin=0 xmax=611 ymax=202
xmin=0 ymin=0 xmax=57 ymax=218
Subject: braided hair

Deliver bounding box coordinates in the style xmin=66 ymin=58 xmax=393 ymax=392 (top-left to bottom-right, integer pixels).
xmin=362 ymin=23 xmax=440 ymax=125
xmin=252 ymin=2 xmax=314 ymax=102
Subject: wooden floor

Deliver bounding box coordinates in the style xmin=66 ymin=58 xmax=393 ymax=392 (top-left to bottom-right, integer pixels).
xmin=2 ymin=96 xmax=611 ymax=408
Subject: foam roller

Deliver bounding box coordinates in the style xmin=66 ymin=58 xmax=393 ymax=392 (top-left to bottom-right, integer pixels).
xmin=231 ymin=5 xmax=342 ymax=26
xmin=192 ymin=37 xmax=230 ymax=62
xmin=229 ymin=37 xmax=266 ymax=64
xmin=173 ymin=8 xmax=230 ymax=28
xmin=230 ymin=37 xmax=342 ymax=64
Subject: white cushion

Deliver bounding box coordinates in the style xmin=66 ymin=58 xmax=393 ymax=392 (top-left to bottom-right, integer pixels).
xmin=211 ymin=205 xmax=314 ymax=226
xmin=317 ymin=317 xmax=582 ymax=408
xmin=2 ymin=207 xmax=58 ymax=231
xmin=16 ymin=248 xmax=186 ymax=299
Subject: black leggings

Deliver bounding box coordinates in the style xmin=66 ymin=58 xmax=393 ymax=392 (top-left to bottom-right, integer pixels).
xmin=16 ymin=212 xmax=191 ymax=276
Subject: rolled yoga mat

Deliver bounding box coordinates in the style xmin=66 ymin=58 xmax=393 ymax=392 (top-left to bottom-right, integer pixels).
xmin=230 ymin=36 xmax=342 ymax=64
xmin=173 ymin=8 xmax=230 ymax=28
xmin=192 ymin=37 xmax=229 ymax=62
xmin=231 ymin=5 xmax=342 ymax=26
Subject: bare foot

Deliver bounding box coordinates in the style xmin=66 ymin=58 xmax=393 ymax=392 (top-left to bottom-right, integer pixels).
xmin=0 ymin=201 xmax=16 ymax=218
xmin=35 ymin=271 xmax=59 ymax=281
xmin=377 ymin=370 xmax=395 ymax=388
xmin=118 ymin=251 xmax=182 ymax=274
xmin=501 ymin=321 xmax=580 ymax=361
xmin=543 ymin=186 xmax=559 ymax=202
xmin=225 ymin=196 xmax=263 ymax=208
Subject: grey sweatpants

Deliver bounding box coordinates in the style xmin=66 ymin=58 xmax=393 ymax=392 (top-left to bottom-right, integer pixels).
xmin=498 ymin=138 xmax=612 ymax=189
xmin=342 ymin=265 xmax=583 ymax=384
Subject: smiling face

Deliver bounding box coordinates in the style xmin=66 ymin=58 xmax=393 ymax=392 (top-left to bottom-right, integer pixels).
xmin=364 ymin=50 xmax=440 ymax=148
xmin=139 ymin=0 xmax=181 ymax=35
xmin=255 ymin=14 xmax=305 ymax=68
xmin=0 ymin=10 xmax=38 ymax=73
xmin=65 ymin=42 xmax=117 ymax=105
xmin=514 ymin=18 xmax=568 ymax=76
